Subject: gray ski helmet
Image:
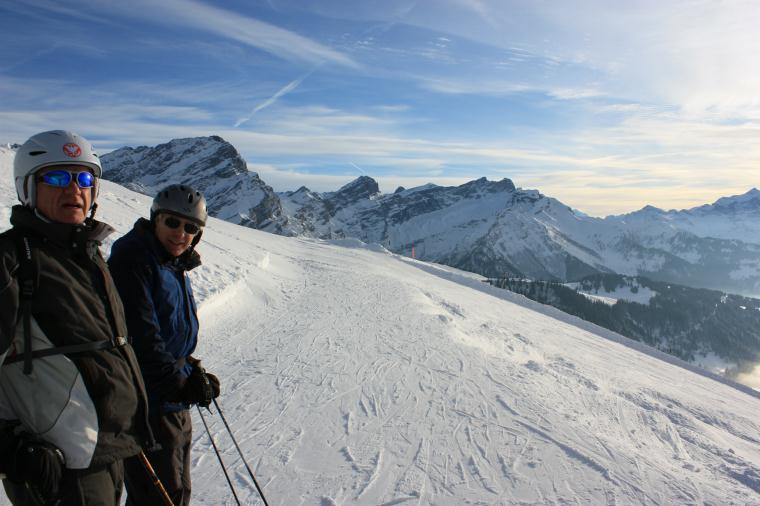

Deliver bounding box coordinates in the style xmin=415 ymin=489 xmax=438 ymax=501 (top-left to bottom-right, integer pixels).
xmin=14 ymin=130 xmax=102 ymax=209
xmin=151 ymin=184 xmax=208 ymax=226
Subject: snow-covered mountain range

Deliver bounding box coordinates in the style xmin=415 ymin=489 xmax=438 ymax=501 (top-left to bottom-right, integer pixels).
xmin=100 ymin=136 xmax=760 ymax=297
xmin=1 ymin=144 xmax=759 ymax=505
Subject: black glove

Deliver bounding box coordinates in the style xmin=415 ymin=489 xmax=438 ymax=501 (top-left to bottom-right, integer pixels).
xmin=179 ymin=361 xmax=220 ymax=407
xmin=6 ymin=434 xmax=65 ymax=504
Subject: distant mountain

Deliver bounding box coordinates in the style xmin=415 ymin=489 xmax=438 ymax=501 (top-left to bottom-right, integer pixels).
xmin=277 ymin=177 xmax=760 ymax=297
xmin=607 ymin=188 xmax=760 ymax=244
xmin=100 ymin=136 xmax=760 ymax=297
xmin=101 ymin=136 xmax=289 ymax=231
xmin=489 ymin=274 xmax=760 ymax=379
xmin=277 ymin=176 xmax=382 ymax=237
xmin=703 ymin=187 xmax=760 ymax=213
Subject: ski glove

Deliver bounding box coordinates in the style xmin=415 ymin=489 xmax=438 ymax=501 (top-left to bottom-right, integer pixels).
xmin=180 ymin=361 xmax=220 ymax=407
xmin=3 ymin=432 xmax=65 ymax=504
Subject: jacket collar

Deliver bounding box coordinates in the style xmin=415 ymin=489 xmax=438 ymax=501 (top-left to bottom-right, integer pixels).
xmin=133 ymin=218 xmax=201 ymax=271
xmin=10 ymin=205 xmax=114 ymax=250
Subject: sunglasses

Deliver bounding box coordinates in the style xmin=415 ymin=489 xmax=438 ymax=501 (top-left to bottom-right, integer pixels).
xmin=37 ymin=170 xmax=96 ymax=189
xmin=163 ymin=215 xmax=201 ymax=235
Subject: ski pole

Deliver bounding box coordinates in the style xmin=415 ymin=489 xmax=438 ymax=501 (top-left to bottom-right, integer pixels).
xmin=213 ymin=398 xmax=270 ymax=506
xmin=197 ymin=405 xmax=241 ymax=506
xmin=138 ymin=451 xmax=175 ymax=506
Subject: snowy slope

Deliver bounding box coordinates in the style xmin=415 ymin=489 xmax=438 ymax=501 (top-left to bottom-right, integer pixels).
xmin=1 ymin=146 xmax=760 ymax=505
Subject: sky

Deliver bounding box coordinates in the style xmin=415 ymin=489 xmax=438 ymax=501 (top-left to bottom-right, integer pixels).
xmin=1 ymin=0 xmax=759 ymax=216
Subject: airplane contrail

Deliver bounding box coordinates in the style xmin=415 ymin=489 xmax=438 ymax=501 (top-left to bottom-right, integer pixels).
xmin=350 ymin=162 xmax=368 ymax=175
xmin=235 ymin=66 xmax=318 ymax=127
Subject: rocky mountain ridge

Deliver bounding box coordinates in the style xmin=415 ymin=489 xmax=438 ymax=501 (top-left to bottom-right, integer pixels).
xmin=98 ymin=136 xmax=760 ymax=296
xmin=102 ymin=136 xmax=289 ymax=231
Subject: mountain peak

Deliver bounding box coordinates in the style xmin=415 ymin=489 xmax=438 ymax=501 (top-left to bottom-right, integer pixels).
xmin=334 ymin=176 xmax=380 ymax=200
xmin=701 ymin=188 xmax=760 ymax=214
xmin=101 ymin=136 xmax=286 ymax=229
xmin=104 ymin=135 xmax=249 ymax=181
xmin=456 ymin=177 xmax=516 ymax=197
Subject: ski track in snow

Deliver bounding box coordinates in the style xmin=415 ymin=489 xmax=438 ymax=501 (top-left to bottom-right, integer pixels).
xmin=0 ymin=150 xmax=758 ymax=505
xmin=182 ymin=232 xmax=760 ymax=505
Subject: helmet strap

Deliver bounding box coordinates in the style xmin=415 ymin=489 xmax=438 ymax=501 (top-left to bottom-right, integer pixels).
xmin=23 ymin=174 xmax=36 ymax=209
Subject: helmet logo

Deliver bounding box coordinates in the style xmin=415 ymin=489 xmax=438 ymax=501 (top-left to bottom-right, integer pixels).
xmin=62 ymin=143 xmax=82 ymax=158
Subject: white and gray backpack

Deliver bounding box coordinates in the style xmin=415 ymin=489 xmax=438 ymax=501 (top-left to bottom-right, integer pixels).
xmin=0 ymin=234 xmax=126 ymax=469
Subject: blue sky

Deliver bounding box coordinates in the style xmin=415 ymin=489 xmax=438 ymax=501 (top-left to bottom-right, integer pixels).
xmin=1 ymin=0 xmax=759 ymax=216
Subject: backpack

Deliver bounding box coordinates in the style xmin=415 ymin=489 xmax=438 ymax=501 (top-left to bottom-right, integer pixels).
xmin=0 ymin=229 xmax=127 ymax=468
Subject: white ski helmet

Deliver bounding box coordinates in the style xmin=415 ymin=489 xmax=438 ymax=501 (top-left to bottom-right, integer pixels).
xmin=151 ymin=184 xmax=208 ymax=226
xmin=14 ymin=130 xmax=102 ymax=209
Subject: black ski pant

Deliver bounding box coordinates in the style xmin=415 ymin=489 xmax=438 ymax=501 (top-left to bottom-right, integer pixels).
xmin=2 ymin=460 xmax=124 ymax=506
xmin=124 ymin=409 xmax=192 ymax=506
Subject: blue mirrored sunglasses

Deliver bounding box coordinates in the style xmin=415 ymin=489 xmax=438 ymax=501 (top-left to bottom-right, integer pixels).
xmin=37 ymin=170 xmax=96 ymax=189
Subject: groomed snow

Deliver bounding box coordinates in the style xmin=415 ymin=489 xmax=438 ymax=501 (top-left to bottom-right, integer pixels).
xmin=1 ymin=146 xmax=759 ymax=505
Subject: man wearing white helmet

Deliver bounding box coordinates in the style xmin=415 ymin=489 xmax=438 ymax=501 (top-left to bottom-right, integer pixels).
xmin=0 ymin=131 xmax=154 ymax=505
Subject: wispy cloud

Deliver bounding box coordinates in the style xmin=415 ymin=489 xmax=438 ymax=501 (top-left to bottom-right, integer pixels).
xmin=0 ymin=44 xmax=60 ymax=72
xmin=446 ymin=0 xmax=494 ymax=26
xmin=3 ymin=0 xmax=106 ymax=23
xmin=519 ymin=1 xmax=760 ymax=119
xmin=418 ymin=77 xmax=533 ymax=96
xmin=146 ymin=0 xmax=357 ymax=68
xmin=372 ymin=105 xmax=411 ymax=113
xmin=0 ymin=38 xmax=107 ymax=73
xmin=351 ymin=1 xmax=760 ymax=121
xmin=255 ymin=106 xmax=401 ymax=136
xmin=416 ymin=74 xmax=603 ymax=101
xmin=10 ymin=0 xmax=358 ymax=68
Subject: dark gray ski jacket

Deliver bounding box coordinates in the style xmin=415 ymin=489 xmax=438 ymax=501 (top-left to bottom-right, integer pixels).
xmin=0 ymin=205 xmax=153 ymax=469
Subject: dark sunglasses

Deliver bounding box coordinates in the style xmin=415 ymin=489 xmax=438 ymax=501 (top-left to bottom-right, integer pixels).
xmin=163 ymin=215 xmax=201 ymax=235
xmin=37 ymin=170 xmax=96 ymax=189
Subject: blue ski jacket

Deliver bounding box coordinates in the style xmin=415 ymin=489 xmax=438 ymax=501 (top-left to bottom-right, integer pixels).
xmin=108 ymin=218 xmax=200 ymax=413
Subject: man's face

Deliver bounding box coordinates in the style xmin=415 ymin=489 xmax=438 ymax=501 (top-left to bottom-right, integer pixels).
xmin=34 ymin=165 xmax=94 ymax=225
xmin=154 ymin=213 xmax=200 ymax=257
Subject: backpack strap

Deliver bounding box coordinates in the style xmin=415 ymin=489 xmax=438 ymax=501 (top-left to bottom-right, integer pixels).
xmin=16 ymin=234 xmax=36 ymax=375
xmin=3 ymin=336 xmax=129 ymax=366
xmin=6 ymin=232 xmax=128 ymax=373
